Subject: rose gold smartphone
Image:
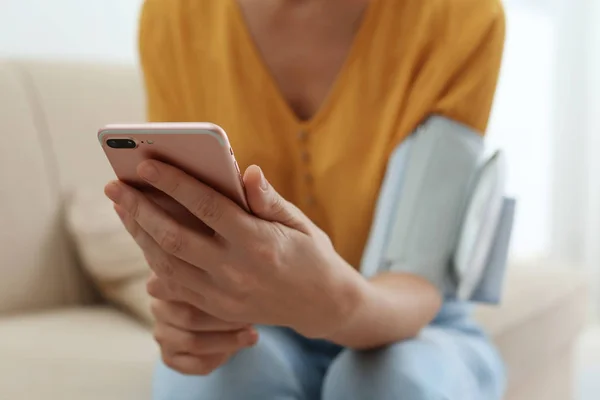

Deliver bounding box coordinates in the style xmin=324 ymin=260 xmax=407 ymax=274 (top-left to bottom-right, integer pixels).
xmin=98 ymin=123 xmax=249 ymax=211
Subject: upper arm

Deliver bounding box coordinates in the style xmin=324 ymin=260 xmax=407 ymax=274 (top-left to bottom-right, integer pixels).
xmin=361 ymin=2 xmax=508 ymax=299
xmin=361 ymin=117 xmax=484 ymax=297
xmin=432 ymin=0 xmax=506 ymax=134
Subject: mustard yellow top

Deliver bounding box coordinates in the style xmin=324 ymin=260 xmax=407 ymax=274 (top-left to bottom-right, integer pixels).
xmin=139 ymin=0 xmax=505 ymax=269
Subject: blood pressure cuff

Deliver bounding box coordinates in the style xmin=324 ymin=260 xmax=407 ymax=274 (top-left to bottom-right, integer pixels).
xmin=360 ymin=116 xmax=515 ymax=304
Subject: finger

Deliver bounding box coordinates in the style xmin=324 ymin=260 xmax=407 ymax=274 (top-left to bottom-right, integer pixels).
xmin=114 ymin=202 xmax=143 ymax=239
xmin=106 ymin=181 xmax=222 ymax=268
xmin=117 ymin=204 xmax=215 ymax=283
xmin=151 ymin=300 xmax=249 ymax=332
xmin=154 ymin=323 xmax=258 ymax=356
xmin=161 ymin=350 xmax=230 ymax=376
xmin=115 ymin=203 xmax=214 ymax=288
xmin=136 ymin=160 xmax=259 ymax=242
xmin=243 ymin=165 xmax=312 ymax=235
xmin=145 ymin=191 xmax=214 ymax=235
xmin=146 ymin=273 xmax=211 ymax=312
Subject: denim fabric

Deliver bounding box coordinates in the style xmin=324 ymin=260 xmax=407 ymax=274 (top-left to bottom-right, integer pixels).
xmin=153 ymin=302 xmax=505 ymax=400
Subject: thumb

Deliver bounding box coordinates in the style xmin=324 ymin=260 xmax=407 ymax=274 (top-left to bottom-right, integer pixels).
xmin=243 ymin=165 xmax=311 ymax=234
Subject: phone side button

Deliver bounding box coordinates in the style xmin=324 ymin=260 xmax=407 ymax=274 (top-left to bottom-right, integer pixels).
xmin=235 ymin=161 xmax=245 ymax=189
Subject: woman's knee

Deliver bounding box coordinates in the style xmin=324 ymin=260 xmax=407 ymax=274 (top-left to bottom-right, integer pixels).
xmin=322 ymin=331 xmax=504 ymax=400
xmin=153 ymin=326 xmax=305 ymax=400
xmin=322 ymin=340 xmax=442 ymax=400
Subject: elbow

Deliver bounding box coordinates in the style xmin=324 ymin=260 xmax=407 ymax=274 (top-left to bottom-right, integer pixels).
xmin=388 ymin=274 xmax=444 ymax=342
xmin=403 ymin=288 xmax=443 ymax=340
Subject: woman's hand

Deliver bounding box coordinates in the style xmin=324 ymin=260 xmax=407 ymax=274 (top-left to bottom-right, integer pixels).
xmin=105 ymin=161 xmax=365 ymax=338
xmin=150 ymin=284 xmax=258 ymax=375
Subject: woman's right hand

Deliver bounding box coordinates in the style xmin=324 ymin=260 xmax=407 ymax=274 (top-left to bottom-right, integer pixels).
xmin=151 ymin=294 xmax=259 ymax=375
xmin=118 ymin=192 xmax=258 ymax=375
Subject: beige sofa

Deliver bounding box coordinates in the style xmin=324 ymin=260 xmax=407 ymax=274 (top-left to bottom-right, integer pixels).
xmin=0 ymin=59 xmax=589 ymax=400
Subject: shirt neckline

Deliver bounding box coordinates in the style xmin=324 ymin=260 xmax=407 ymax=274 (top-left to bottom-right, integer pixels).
xmin=228 ymin=0 xmax=380 ymax=130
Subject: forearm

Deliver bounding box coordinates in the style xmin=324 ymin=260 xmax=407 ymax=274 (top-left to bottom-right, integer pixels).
xmin=325 ymin=271 xmax=443 ymax=350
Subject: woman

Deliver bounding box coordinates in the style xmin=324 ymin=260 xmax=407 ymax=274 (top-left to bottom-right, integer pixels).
xmin=104 ymin=0 xmax=506 ymax=399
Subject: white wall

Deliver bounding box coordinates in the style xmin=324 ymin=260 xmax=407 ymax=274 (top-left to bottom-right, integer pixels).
xmin=486 ymin=6 xmax=555 ymax=259
xmin=0 ymin=0 xmax=143 ymax=63
xmin=588 ymin=0 xmax=600 ymax=313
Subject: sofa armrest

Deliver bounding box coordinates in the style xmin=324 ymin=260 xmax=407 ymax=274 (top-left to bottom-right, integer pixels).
xmin=474 ymin=259 xmax=589 ymax=398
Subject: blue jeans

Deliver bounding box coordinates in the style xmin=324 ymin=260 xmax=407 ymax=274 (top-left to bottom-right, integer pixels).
xmin=153 ymin=302 xmax=505 ymax=400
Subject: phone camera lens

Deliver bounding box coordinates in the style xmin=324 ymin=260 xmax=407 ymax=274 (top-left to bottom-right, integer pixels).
xmin=107 ymin=139 xmax=137 ymax=149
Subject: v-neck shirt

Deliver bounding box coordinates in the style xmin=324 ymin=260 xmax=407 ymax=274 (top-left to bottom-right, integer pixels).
xmin=139 ymin=0 xmax=505 ymax=269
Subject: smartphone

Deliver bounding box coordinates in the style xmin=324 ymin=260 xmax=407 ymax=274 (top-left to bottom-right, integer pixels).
xmin=98 ymin=123 xmax=249 ymax=212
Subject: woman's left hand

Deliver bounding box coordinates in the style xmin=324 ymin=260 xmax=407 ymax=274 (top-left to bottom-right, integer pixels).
xmin=105 ymin=160 xmax=364 ymax=338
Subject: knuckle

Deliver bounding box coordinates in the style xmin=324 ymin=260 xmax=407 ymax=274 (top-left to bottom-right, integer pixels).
xmin=161 ymin=353 xmax=218 ymax=376
xmin=221 ymin=263 xmax=248 ymax=287
xmin=195 ymin=360 xmax=215 ymax=376
xmin=165 ymin=279 xmax=181 ymax=297
xmin=150 ymin=299 xmax=161 ymax=318
xmin=128 ymin=197 xmax=142 ymax=220
xmin=153 ymin=327 xmax=165 ymax=345
xmin=121 ymin=213 xmax=139 ymax=236
xmin=180 ymin=332 xmax=200 ymax=350
xmin=313 ymin=224 xmax=331 ymax=243
xmin=161 ymin=353 xmax=179 ymax=371
xmin=209 ymin=354 xmax=229 ymax=374
xmin=223 ymin=269 xmax=253 ymax=303
xmin=196 ymin=368 xmax=212 ymax=376
xmin=152 ymin=256 xmax=176 ymax=278
xmin=269 ymin=195 xmax=286 ymax=216
xmin=320 ymin=231 xmax=333 ymax=247
xmin=146 ymin=274 xmax=164 ymax=298
xmin=157 ymin=224 xmax=185 ymax=255
xmin=166 ymin=179 xmax=181 ymax=196
xmin=269 ymin=196 xmax=295 ymax=225
xmin=198 ymin=357 xmax=223 ymax=376
xmin=219 ymin=298 xmax=246 ymax=322
xmin=252 ymin=242 xmax=280 ymax=266
xmin=178 ymin=304 xmax=200 ymax=328
xmin=229 ymin=289 xmax=251 ymax=310
xmin=190 ymin=192 xmax=223 ymax=222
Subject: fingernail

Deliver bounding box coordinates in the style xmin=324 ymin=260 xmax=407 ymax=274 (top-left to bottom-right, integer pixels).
xmin=139 ymin=162 xmax=159 ymax=182
xmin=105 ymin=181 xmax=122 ymax=203
xmin=238 ymin=329 xmax=258 ymax=345
xmin=258 ymin=167 xmax=269 ymax=191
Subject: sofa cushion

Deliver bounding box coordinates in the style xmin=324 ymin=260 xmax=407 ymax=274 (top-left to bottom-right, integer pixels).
xmin=0 ymin=307 xmax=157 ymax=400
xmin=66 ymin=188 xmax=153 ymax=325
xmin=0 ymin=61 xmax=94 ymax=313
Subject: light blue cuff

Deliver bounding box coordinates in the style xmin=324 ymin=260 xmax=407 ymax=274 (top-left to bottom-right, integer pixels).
xmin=360 ymin=116 xmax=514 ymax=304
xmin=468 ymin=197 xmax=515 ymax=303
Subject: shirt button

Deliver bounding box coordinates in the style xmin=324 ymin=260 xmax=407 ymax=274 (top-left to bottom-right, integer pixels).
xmin=297 ymin=129 xmax=308 ymax=141
xmin=305 ymin=195 xmax=315 ymax=206
xmin=301 ymin=150 xmax=310 ymax=163
xmin=305 ymin=174 xmax=313 ymax=184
